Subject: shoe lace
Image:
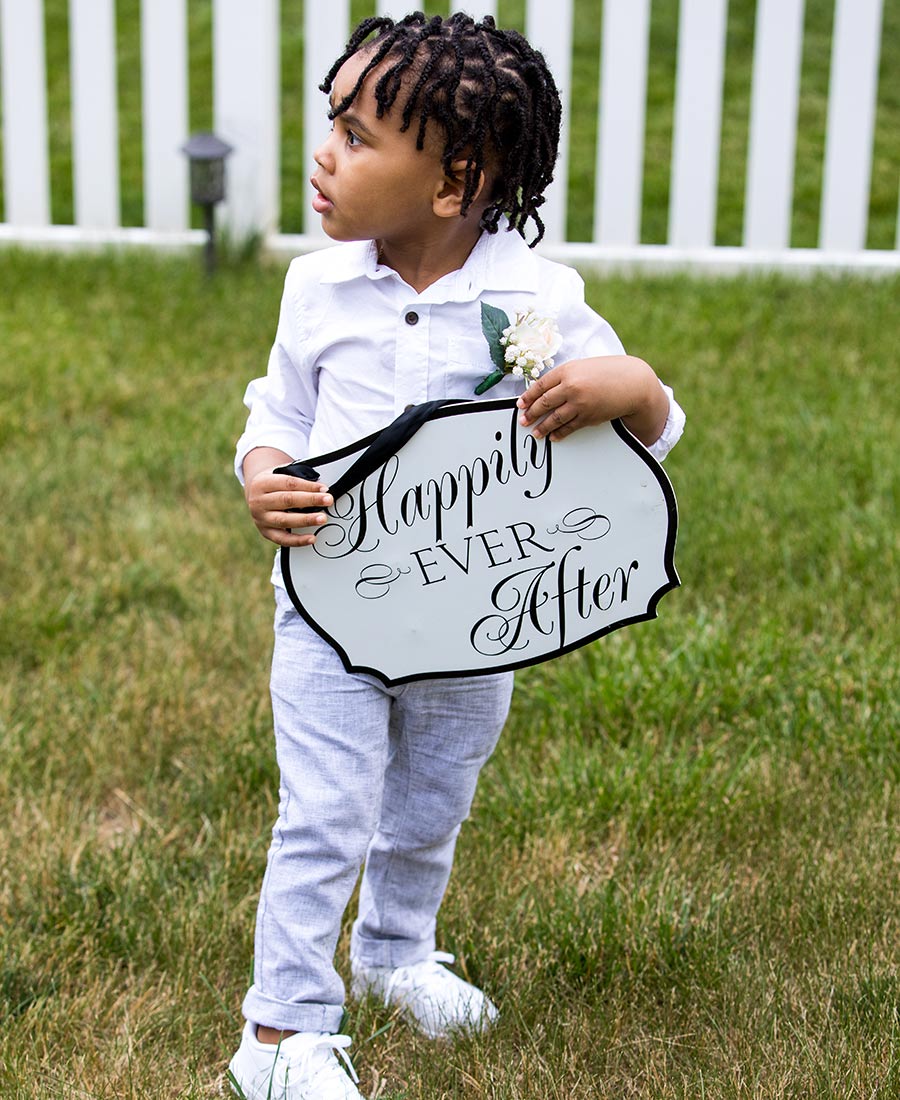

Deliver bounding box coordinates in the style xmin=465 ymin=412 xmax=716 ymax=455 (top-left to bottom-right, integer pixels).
xmin=288 ymin=1033 xmax=359 ymax=1088
xmin=383 ymin=950 xmax=457 ymax=1003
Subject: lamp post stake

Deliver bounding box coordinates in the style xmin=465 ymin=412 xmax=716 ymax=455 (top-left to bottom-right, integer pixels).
xmin=181 ymin=132 xmax=233 ymax=275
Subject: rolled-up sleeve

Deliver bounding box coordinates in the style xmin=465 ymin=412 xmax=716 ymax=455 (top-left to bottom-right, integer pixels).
xmin=234 ymin=265 xmax=318 ymax=485
xmin=555 ymin=267 xmax=685 ymax=463
xmin=646 ymin=383 xmax=685 ymax=462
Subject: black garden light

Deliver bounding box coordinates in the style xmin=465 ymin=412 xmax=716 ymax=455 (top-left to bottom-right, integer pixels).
xmin=181 ymin=131 xmax=233 ymax=274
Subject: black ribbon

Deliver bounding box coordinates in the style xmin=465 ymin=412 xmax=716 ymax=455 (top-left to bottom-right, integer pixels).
xmin=275 ymin=398 xmax=466 ymax=512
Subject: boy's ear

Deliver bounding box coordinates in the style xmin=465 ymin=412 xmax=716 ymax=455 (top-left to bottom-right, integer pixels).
xmin=432 ymin=158 xmax=486 ymax=218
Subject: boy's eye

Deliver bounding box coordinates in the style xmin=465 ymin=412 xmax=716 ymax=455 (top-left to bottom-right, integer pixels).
xmin=346 ymin=130 xmax=362 ymax=147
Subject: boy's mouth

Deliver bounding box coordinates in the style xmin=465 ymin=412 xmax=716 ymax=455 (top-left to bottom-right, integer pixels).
xmin=311 ymin=177 xmax=334 ymax=214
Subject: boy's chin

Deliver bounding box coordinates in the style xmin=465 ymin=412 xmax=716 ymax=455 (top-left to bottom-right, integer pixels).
xmin=320 ymin=221 xmax=366 ymax=244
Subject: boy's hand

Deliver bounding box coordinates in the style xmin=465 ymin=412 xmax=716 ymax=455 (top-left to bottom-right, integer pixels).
xmin=245 ymin=468 xmax=333 ymax=547
xmin=516 ymin=355 xmax=669 ymax=446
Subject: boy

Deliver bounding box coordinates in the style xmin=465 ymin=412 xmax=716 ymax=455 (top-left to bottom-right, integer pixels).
xmin=230 ymin=13 xmax=684 ymax=1099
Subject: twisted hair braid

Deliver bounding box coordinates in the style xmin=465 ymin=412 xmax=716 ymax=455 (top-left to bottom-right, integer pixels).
xmin=319 ymin=12 xmax=562 ymax=246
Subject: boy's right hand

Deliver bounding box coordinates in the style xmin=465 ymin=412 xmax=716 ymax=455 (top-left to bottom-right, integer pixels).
xmin=245 ymin=468 xmax=333 ymax=547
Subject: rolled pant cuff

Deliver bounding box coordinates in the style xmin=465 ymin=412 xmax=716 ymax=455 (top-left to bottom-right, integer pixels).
xmin=350 ymin=926 xmax=436 ymax=970
xmin=242 ymin=988 xmax=345 ymax=1035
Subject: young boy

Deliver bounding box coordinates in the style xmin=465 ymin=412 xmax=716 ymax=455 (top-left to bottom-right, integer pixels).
xmin=229 ymin=13 xmax=684 ymax=1099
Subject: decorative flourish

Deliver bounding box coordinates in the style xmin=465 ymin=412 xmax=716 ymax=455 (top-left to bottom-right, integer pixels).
xmin=354 ymin=563 xmax=411 ymax=600
xmin=474 ymin=303 xmax=562 ymax=395
xmin=547 ymin=507 xmax=612 ymax=541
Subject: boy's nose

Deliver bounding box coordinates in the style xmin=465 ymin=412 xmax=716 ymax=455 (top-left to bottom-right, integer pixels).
xmin=313 ymin=132 xmax=335 ymax=171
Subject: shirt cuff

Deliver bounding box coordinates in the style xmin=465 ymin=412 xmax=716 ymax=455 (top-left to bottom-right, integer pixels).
xmin=645 ymin=383 xmax=685 ymax=463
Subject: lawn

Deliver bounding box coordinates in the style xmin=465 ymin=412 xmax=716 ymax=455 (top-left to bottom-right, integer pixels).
xmin=0 ymin=247 xmax=897 ymax=1098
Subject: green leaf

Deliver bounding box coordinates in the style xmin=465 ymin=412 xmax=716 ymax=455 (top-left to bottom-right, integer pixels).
xmin=481 ymin=301 xmax=510 ymax=373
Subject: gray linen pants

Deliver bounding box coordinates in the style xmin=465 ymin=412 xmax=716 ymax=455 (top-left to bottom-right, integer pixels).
xmin=241 ymin=587 xmax=514 ymax=1034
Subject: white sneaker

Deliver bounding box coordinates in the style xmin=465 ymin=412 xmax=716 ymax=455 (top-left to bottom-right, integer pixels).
xmin=350 ymin=950 xmax=498 ymax=1040
xmin=227 ymin=1022 xmax=363 ymax=1100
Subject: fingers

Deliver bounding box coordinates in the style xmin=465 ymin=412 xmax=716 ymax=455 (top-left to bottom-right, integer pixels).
xmin=266 ymin=487 xmax=333 ymax=514
xmin=257 ymin=522 xmax=324 ymax=548
xmin=517 ymin=370 xmax=568 ymax=424
xmin=531 ymin=404 xmax=581 ymax=441
xmin=255 ymin=505 xmax=331 ymax=547
xmin=543 ymin=415 xmax=580 ymax=442
xmin=251 ymin=474 xmax=331 ymax=507
xmin=254 ymin=494 xmax=332 ymax=546
xmin=246 ymin=471 xmax=334 ymax=547
xmin=248 ymin=477 xmax=332 ymax=517
xmin=516 ymin=372 xmax=577 ymax=440
xmin=516 ymin=361 xmax=614 ymax=440
xmin=280 ymin=474 xmax=329 ymax=494
xmin=516 ymin=369 xmax=552 ymax=411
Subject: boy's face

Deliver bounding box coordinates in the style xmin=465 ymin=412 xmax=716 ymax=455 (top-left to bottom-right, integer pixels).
xmin=311 ymin=50 xmax=451 ymax=246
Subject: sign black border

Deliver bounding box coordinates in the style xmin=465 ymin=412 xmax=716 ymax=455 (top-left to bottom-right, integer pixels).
xmin=280 ymin=398 xmax=679 ymax=686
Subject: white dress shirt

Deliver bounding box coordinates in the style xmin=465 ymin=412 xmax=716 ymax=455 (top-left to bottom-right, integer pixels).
xmin=235 ymin=226 xmax=685 ymax=584
xmin=236 ymin=225 xmax=684 ymax=472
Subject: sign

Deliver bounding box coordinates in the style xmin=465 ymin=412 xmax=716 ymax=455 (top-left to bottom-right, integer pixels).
xmin=280 ymin=398 xmax=678 ymax=685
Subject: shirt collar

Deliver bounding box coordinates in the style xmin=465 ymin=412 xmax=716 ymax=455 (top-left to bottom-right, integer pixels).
xmin=454 ymin=221 xmax=540 ymax=297
xmin=316 ymin=219 xmax=539 ymax=299
xmin=316 ymin=239 xmax=387 ymax=284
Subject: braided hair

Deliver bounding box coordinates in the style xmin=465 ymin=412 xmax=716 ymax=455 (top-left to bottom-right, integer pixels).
xmin=320 ymin=12 xmax=561 ymax=246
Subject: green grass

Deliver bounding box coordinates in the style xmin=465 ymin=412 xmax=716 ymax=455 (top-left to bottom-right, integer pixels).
xmin=1 ymin=0 xmax=897 ymax=247
xmin=0 ymin=247 xmax=897 ymax=1097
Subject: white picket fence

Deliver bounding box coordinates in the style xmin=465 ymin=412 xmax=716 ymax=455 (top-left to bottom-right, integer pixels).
xmin=0 ymin=0 xmax=897 ymax=274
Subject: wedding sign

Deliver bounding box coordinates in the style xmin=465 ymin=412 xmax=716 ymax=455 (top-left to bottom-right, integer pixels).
xmin=279 ymin=398 xmax=678 ymax=685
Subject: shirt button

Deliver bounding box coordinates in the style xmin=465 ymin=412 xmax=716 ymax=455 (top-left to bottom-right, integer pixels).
xmin=405 ymin=311 xmax=419 ymax=325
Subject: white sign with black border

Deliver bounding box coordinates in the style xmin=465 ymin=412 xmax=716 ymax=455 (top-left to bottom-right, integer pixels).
xmin=278 ymin=397 xmax=679 ymax=685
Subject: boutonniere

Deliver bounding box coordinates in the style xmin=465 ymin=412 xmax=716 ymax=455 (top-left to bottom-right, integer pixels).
xmin=474 ymin=303 xmax=562 ymax=395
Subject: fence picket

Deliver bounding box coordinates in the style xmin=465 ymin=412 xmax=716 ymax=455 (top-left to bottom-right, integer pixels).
xmin=451 ymin=0 xmax=497 ymax=15
xmin=594 ymin=0 xmax=650 ymax=246
xmin=820 ymin=0 xmax=884 ymax=251
xmin=668 ymin=0 xmax=727 ymax=248
xmin=69 ymin=0 xmax=120 ymax=228
xmin=141 ymin=0 xmax=188 ymax=232
xmin=303 ymin=0 xmax=350 ymax=237
xmin=526 ymin=0 xmax=573 ymax=243
xmin=0 ymin=0 xmax=50 ymax=226
xmin=213 ymin=0 xmax=280 ymax=241
xmin=377 ymin=1 xmax=415 ymax=19
xmin=744 ymin=0 xmax=804 ymax=250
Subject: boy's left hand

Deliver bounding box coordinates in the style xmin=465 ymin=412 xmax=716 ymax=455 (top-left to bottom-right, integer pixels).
xmin=516 ymin=354 xmax=669 ymax=446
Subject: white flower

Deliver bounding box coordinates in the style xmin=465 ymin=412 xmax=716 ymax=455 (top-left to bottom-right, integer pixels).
xmin=502 ymin=309 xmax=561 ymax=381
xmin=476 ymin=301 xmax=563 ymax=395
